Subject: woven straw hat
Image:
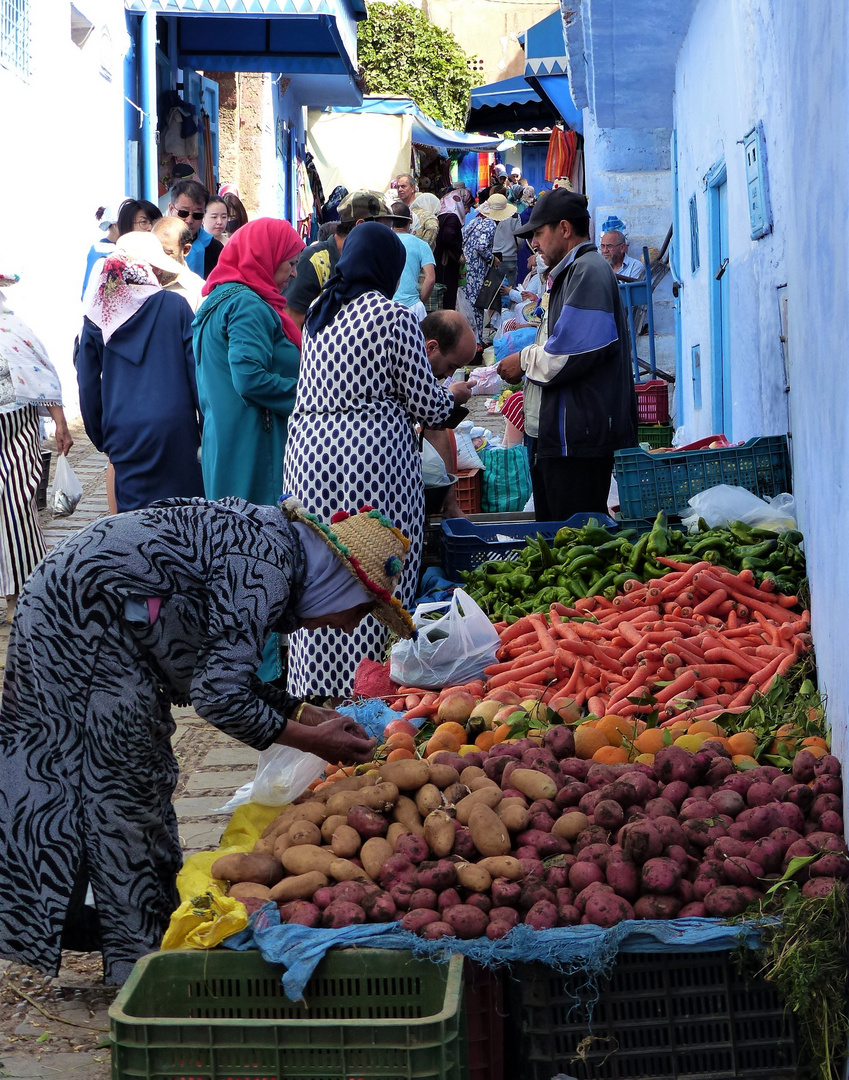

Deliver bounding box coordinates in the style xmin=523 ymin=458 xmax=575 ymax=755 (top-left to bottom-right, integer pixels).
xmin=0 ymin=273 xmax=20 ymax=287
xmin=479 ymin=193 xmax=517 ymax=221
xmin=281 ymin=497 xmax=416 ymax=639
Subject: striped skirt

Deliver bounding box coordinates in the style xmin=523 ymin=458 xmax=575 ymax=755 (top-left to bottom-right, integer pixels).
xmin=0 ymin=406 xmax=46 ymax=596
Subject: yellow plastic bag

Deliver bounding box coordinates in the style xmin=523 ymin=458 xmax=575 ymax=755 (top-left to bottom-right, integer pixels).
xmin=162 ymin=801 xmax=286 ymax=950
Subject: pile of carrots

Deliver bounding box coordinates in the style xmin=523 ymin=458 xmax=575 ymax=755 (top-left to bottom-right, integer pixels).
xmin=390 ymin=558 xmax=811 ymax=729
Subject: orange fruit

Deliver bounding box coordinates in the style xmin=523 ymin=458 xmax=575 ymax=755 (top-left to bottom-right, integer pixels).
xmin=727 ymin=731 xmax=758 ymax=757
xmin=801 ymin=744 xmax=828 ymax=759
xmin=385 ymin=732 xmax=416 ymax=752
xmin=574 ymin=725 xmax=609 ymax=760
xmin=769 ymin=722 xmax=801 ymax=755
xmin=386 ymin=747 xmax=415 ymax=761
xmin=458 ymin=744 xmax=479 ymax=756
xmin=689 ymin=720 xmax=725 ymax=737
xmin=592 ymin=744 xmax=629 ymax=764
xmin=436 ymin=721 xmax=468 ymax=743
xmin=731 ymin=754 xmax=759 ymax=770
xmin=492 ymin=723 xmax=513 ymax=744
xmin=425 ymin=730 xmax=462 ymax=756
xmin=596 ymin=714 xmax=637 ymax=747
xmin=475 ymin=730 xmax=496 ymax=751
xmin=801 ymin=736 xmax=828 ymax=751
xmin=634 ymin=752 xmax=655 ymax=765
xmin=633 ymin=728 xmax=666 ymax=756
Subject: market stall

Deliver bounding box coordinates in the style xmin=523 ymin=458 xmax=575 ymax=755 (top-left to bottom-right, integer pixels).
xmin=109 ymin=436 xmax=846 ymax=1080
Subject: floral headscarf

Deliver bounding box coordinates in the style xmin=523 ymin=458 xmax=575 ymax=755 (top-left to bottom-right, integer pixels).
xmin=0 ymin=285 xmax=64 ymax=408
xmin=85 ymin=254 xmax=160 ymax=344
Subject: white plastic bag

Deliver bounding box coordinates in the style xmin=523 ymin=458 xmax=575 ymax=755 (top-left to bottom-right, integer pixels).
xmin=454 ymin=430 xmax=484 ymax=470
xmin=389 ymin=588 xmax=500 ymax=690
xmin=681 ymin=484 xmax=797 ymax=532
xmin=52 ymin=453 xmax=82 ymax=517
xmin=422 ymin=439 xmax=451 ymax=487
xmin=214 ymin=743 xmax=326 ymax=813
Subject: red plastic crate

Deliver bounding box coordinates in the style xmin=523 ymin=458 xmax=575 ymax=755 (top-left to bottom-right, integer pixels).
xmin=455 ymin=468 xmax=482 ymax=514
xmin=635 ymin=379 xmax=670 ymax=423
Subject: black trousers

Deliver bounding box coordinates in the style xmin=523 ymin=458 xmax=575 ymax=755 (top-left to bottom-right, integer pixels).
xmin=525 ymin=435 xmax=614 ymax=522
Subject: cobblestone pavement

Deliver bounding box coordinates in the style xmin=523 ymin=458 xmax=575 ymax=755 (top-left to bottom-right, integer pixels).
xmin=0 ymin=395 xmax=504 ymax=1077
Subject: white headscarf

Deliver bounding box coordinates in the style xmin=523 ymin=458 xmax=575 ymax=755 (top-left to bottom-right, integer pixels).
xmin=412 ymin=193 xmax=440 ymax=215
xmin=292 ymin=522 xmax=371 ymax=618
xmin=85 ymin=253 xmax=160 ymax=344
xmin=0 ymin=291 xmax=64 ymax=408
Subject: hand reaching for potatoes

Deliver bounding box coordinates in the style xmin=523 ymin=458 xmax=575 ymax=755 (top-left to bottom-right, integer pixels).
xmin=280 ymin=711 xmax=377 ymax=765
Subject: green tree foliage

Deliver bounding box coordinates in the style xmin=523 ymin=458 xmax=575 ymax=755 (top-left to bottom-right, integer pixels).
xmin=357 ymin=2 xmax=475 ymax=131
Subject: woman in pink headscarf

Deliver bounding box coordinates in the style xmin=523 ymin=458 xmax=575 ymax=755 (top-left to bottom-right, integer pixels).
xmin=434 ymin=188 xmax=466 ymax=310
xmin=192 ymin=217 xmax=305 ymax=680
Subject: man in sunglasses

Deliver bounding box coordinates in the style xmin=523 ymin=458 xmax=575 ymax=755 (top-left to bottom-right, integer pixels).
xmin=168 ymin=180 xmax=223 ymax=280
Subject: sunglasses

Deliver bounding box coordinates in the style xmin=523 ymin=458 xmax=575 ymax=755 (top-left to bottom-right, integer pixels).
xmin=175 ymin=209 xmax=205 ymax=221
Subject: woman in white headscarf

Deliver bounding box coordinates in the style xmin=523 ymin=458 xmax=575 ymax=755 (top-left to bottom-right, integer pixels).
xmin=434 ymin=189 xmax=465 ymax=310
xmin=410 ymin=192 xmax=440 ymax=250
xmin=0 ymin=272 xmax=73 ymax=623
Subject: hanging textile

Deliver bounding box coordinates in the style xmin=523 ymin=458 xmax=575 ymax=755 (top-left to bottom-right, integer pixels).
xmin=544 ymin=125 xmax=568 ymax=182
xmin=201 ymin=112 xmax=216 ymax=197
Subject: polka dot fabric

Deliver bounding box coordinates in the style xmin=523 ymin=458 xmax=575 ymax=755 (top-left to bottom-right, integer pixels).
xmin=283 ymin=291 xmax=454 ymax=697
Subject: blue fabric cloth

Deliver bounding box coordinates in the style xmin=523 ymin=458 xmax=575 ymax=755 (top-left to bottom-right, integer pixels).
xmin=336 ymin=698 xmax=398 ymax=740
xmin=494 ymin=325 xmax=538 ymax=362
xmin=224 ymin=912 xmax=766 ymax=1002
xmin=185 ymin=227 xmax=215 ymax=277
xmin=77 ymin=291 xmax=204 ymax=512
xmin=305 ymin=223 xmax=406 ymax=336
xmin=416 ymin=565 xmax=458 ymax=600
xmin=393 ymin=232 xmax=435 ymax=308
xmin=81 ymin=239 xmax=113 ymax=301
xmin=545 ymin=302 xmax=619 ymax=357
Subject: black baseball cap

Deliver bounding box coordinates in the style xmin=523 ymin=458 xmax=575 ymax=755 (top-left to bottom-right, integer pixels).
xmin=515 ymin=188 xmax=590 ymax=237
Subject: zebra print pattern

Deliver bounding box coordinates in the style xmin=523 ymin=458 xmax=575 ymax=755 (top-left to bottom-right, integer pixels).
xmin=0 ymin=405 xmax=46 ymax=595
xmin=0 ymin=497 xmax=306 ymax=983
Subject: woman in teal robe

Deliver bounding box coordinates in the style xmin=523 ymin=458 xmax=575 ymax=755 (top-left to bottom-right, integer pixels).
xmin=193 ymin=218 xmax=305 ymax=677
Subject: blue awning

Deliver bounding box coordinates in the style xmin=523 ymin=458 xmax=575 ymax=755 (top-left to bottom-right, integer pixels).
xmin=469 ymin=75 xmax=541 ymax=112
xmin=329 ymin=97 xmax=503 ymax=152
xmin=124 ymin=0 xmax=364 ymax=105
xmin=526 ymin=73 xmax=583 ymax=131
xmin=523 ymin=9 xmax=583 ymax=133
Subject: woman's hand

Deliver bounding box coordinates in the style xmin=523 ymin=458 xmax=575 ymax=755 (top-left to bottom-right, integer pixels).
xmin=280 ymin=711 xmax=377 ymax=765
xmin=47 ymin=405 xmax=74 ymax=456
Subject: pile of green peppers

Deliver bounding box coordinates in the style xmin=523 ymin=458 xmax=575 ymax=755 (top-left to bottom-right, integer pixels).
xmin=462 ymin=513 xmax=806 ymax=621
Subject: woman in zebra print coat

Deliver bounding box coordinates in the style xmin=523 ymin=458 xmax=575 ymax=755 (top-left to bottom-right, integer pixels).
xmin=0 ymin=497 xmax=408 ymax=983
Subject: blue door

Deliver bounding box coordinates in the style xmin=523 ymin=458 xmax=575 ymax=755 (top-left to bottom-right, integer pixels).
xmin=707 ymin=163 xmax=732 ymax=436
xmin=520 ymin=143 xmax=552 ymax=195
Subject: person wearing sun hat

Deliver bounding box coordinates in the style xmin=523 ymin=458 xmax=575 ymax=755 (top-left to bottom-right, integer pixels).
xmin=0 ymin=493 xmax=410 ymax=985
xmin=482 ymin=192 xmax=522 ymax=288
xmin=0 ymin=271 xmax=73 ymax=624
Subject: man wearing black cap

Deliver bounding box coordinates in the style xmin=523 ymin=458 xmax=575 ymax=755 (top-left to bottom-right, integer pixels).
xmin=497 ymin=188 xmax=637 ymax=521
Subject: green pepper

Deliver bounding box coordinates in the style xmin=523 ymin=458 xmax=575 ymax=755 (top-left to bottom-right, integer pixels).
xmin=614 ymin=571 xmax=642 ymax=589
xmin=536 ymin=533 xmax=556 ymax=570
xmin=581 ymin=523 xmax=616 ymax=546
xmin=728 ymin=520 xmax=758 ymax=545
xmin=779 ymin=529 xmax=804 ymax=546
xmin=645 ymin=511 xmax=668 ymax=556
xmin=628 ymin=532 xmax=650 ymax=570
xmin=735 ymin=539 xmax=778 ymax=559
xmin=553 ymin=527 xmax=578 ymax=548
xmin=592 ymin=569 xmax=618 ymax=592
xmin=563 ymin=545 xmax=596 ymax=562
xmin=568 ymin=554 xmax=603 ymax=574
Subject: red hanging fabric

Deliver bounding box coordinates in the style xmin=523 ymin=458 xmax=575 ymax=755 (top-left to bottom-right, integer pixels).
xmin=544 ymin=125 xmax=568 ymax=182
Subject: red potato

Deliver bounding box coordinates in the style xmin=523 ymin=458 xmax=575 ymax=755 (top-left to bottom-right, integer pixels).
xmin=491 ymin=878 xmax=522 ymax=908
xmin=634 ymin=894 xmax=682 ymax=919
xmin=802 ymin=877 xmax=844 ymax=899
xmin=771 ymin=774 xmax=796 ymax=799
xmin=693 ymin=870 xmax=723 ymax=902
xmin=443 ymin=904 xmax=489 ymax=939
xmin=735 ymin=806 xmax=778 ymax=839
xmin=515 ymin=830 xmax=570 ymax=857
xmin=641 ymin=857 xmax=681 ymax=895
xmin=574 ymin=825 xmax=610 ymax=852
xmin=576 ymin=842 xmax=610 ymax=868
xmin=527 ymin=811 xmax=557 ymax=833
xmin=594 ymin=800 xmax=625 ymax=832
xmin=713 ymin=836 xmax=749 ymax=860
xmin=586 ymin=763 xmax=626 ymax=790
xmin=421 ymin=921 xmax=456 ymax=939
xmin=783 ymin=784 xmax=814 ymax=812
xmin=805 ymin=832 xmax=849 ymax=854
xmin=401 ymin=908 xmax=442 ymax=933
xmin=409 ymin=888 xmax=438 ymax=910
xmin=769 ymin=827 xmax=803 ymax=854
xmin=705 ymin=758 xmax=735 ymax=786
xmin=543 ymin=726 xmax=576 ymax=759
xmin=651 ymin=817 xmax=687 ymax=850
xmin=819 ymin=811 xmax=845 ymax=835
xmin=679 ymin=901 xmax=708 ymax=917
xmin=811 ymin=775 xmax=842 ymax=797
xmin=679 ymin=798 xmax=714 ymax=820
xmin=583 ymin=892 xmax=635 ymax=927
xmin=487 ymin=908 xmax=520 ymax=938
xmin=360 ymin=891 xmax=397 ymax=921
xmin=313 ymin=886 xmax=335 ymax=910
xmin=452 ymin=823 xmax=478 ymax=861
xmin=574 ymin=881 xmax=613 ymax=914
xmin=811 ymin=793 xmax=842 ymax=821
xmin=518 ymin=878 xmax=556 ymax=911
xmin=620 ymin=821 xmax=663 ymax=865
xmin=378 ymin=854 xmax=418 ymax=890
xmin=524 ymin=900 xmax=558 ymax=929
xmin=677 ymin=877 xmax=695 ymax=905
xmin=703 ymin=886 xmax=751 ymax=917
xmin=466 ymin=893 xmax=492 ymax=914
xmin=604 ymin=855 xmax=640 ymax=900
xmin=721 ymin=857 xmax=762 ymax=889
xmin=620 ymin=771 xmax=656 ymax=804
xmin=748 ymin=837 xmax=783 ymax=873
xmin=331 ymin=881 xmax=373 ymax=905
xmin=808 ymin=853 xmax=849 ymax=879
xmin=556 ymin=783 xmax=590 ymax=809
xmin=655 ymin=748 xmax=700 ymax=787
xmin=659 ymin=780 xmax=692 ymax=809
xmin=681 ymin=817 xmax=728 ymax=850
xmin=322 ymin=901 xmax=366 ymax=928
xmin=347 ymin=805 xmax=389 ymax=840
xmin=559 ymin=758 xmax=590 ymax=780
xmin=708 ymin=790 xmax=745 ymax=817
xmin=278 ymin=900 xmax=321 ymax=927
xmin=558 ymin=904 xmax=581 ymax=926
xmin=791 ymin=750 xmax=819 ymax=783
xmin=569 ymin=861 xmax=604 ymax=892
xmin=644 ymin=798 xmax=677 ymax=819
xmin=437 ymin=888 xmax=462 ymax=912
xmin=389 ymin=882 xmax=416 ymax=911
xmin=545 ymin=860 xmax=575 ymax=890
xmin=814 ymin=754 xmax=841 ymax=777
xmin=417 ymin=859 xmax=459 ymax=891
xmin=395 ymin=833 xmax=430 ymax=864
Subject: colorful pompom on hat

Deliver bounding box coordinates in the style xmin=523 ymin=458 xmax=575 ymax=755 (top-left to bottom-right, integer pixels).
xmin=280 ymin=496 xmax=416 ymax=640
xmin=0 ymin=273 xmax=20 ymax=287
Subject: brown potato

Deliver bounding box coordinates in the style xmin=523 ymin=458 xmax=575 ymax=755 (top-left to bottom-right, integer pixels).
xmin=423 ymin=809 xmax=456 ymax=858
xmin=281 ymin=845 xmax=337 ymax=876
xmin=456 ymin=863 xmax=492 ymax=893
xmin=360 ymin=836 xmax=394 ymax=880
xmin=455 ymin=787 xmax=502 ymax=825
xmin=378 ymin=759 xmax=430 ymax=790
xmin=393 ymin=795 xmax=425 ymax=835
xmin=508 ymin=768 xmax=558 ymax=802
xmin=228 ymin=882 xmax=272 ymax=901
xmin=211 ymin=852 xmax=285 ymax=888
xmin=269 ymin=871 xmax=328 ymax=903
xmin=328 ymin=858 xmax=372 ymax=882
xmin=552 ymin=811 xmax=589 ymax=840
xmin=467 ymin=805 xmax=511 ymax=857
xmin=427 ymin=762 xmax=461 ymax=789
xmin=497 ymin=803 xmax=530 ymax=833
xmin=272 ymin=832 xmax=291 ymax=861
xmin=252 ymin=838 xmax=275 ymax=856
xmin=468 ymin=776 xmax=500 ymax=793
xmin=288 ymin=820 xmax=322 ymax=847
xmin=443 ymin=782 xmax=472 ymax=806
xmin=459 ymin=766 xmax=486 ymax=786
xmin=386 ymin=822 xmax=408 ymax=848
xmin=330 ymin=824 xmax=361 ymax=858
xmin=476 ymin=855 xmax=525 ymax=881
xmin=326 ymin=783 xmax=399 ymax=818
xmin=415 ymin=783 xmax=445 ymax=817
xmin=320 ymin=814 xmax=349 ymax=844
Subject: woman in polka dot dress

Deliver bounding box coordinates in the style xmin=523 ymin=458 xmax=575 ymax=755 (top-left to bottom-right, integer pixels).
xmin=283 ymin=223 xmax=463 ymax=698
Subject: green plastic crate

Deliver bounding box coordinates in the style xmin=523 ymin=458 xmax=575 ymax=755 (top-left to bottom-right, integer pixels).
xmin=638 ymin=423 xmax=674 ymax=448
xmin=110 ymin=948 xmax=465 ymax=1080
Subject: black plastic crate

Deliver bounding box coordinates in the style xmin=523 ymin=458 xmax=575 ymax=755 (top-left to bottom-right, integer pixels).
xmin=508 ymin=951 xmax=802 ymax=1080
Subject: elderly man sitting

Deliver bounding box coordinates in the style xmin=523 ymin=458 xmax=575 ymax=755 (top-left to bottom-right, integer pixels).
xmin=599 ymin=228 xmax=645 ymax=281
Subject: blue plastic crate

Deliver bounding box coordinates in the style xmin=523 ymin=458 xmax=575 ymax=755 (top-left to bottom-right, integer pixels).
xmin=442 ymin=513 xmax=617 ymax=579
xmin=614 ymin=435 xmax=791 ymax=521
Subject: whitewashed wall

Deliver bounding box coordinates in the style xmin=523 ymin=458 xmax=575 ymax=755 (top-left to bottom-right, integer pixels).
xmin=0 ymin=0 xmax=130 ymax=416
xmin=674 ymin=0 xmax=849 ymax=763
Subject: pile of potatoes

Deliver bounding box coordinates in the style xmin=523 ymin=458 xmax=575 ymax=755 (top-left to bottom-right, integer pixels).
xmin=211 ymin=736 xmax=847 ymax=938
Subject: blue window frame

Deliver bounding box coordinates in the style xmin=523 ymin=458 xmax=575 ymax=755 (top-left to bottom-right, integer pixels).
xmin=743 ymin=121 xmax=772 ymax=240
xmin=0 ymin=0 xmax=30 ymax=79
xmin=688 ymin=194 xmax=700 ymax=274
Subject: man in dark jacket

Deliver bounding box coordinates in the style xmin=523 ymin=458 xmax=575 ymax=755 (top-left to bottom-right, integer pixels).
xmin=497 ymin=188 xmax=637 ymax=520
